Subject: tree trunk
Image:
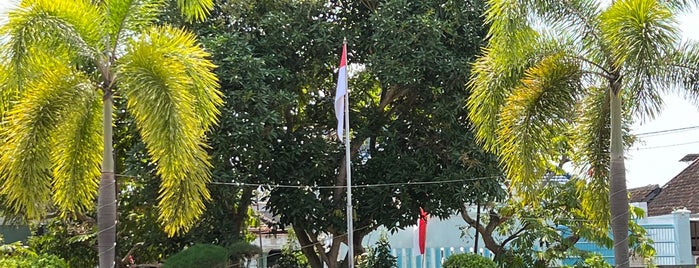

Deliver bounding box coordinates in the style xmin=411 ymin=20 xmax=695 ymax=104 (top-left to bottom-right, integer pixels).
xmin=294 ymin=226 xmax=324 ymax=268
xmin=609 ymin=88 xmax=629 ymax=268
xmin=99 ymin=92 xmax=117 ymax=268
xmin=460 ymin=207 xmax=505 ymax=259
xmin=231 ymin=187 xmax=254 ymax=238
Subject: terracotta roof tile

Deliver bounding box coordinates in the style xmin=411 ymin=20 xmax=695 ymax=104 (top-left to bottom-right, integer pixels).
xmin=647 ymin=160 xmax=699 ymax=216
xmin=628 ymin=184 xmax=660 ymax=203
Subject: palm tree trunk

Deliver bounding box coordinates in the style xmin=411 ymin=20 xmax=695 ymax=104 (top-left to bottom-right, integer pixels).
xmin=98 ymin=92 xmax=117 ymax=268
xmin=609 ymin=88 xmax=629 ymax=268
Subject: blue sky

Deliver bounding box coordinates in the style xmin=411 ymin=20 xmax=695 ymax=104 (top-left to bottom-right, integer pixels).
xmin=1 ymin=1 xmax=698 ymax=188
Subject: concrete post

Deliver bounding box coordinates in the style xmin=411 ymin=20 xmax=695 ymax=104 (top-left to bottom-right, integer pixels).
xmin=672 ymin=209 xmax=692 ymax=265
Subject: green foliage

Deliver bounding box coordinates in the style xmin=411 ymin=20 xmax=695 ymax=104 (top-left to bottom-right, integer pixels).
xmin=162 ymin=244 xmax=229 ymax=268
xmin=273 ymin=230 xmax=309 ymax=268
xmin=228 ymin=241 xmax=261 ymax=265
xmin=460 ymin=178 xmax=656 ymax=268
xmin=0 ymin=254 xmax=68 ymax=268
xmin=192 ymin=1 xmax=503 ymax=266
xmin=582 ymin=255 xmax=613 ymax=268
xmin=467 ymin=0 xmax=699 ymax=266
xmin=628 ymin=205 xmax=656 ymax=267
xmin=275 ymin=250 xmax=309 ymax=268
xmin=358 ymin=233 xmax=397 ymax=268
xmin=442 ymin=253 xmax=496 ymax=268
xmin=0 ymin=238 xmax=68 ymax=268
xmin=0 ymin=0 xmax=221 ymax=237
xmin=27 ymin=219 xmax=97 ymax=268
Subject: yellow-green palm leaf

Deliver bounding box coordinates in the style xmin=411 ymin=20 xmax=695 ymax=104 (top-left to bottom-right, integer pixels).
xmin=496 ymin=53 xmax=582 ymax=194
xmin=117 ymin=25 xmax=221 ymax=235
xmin=51 ymin=87 xmax=103 ymax=216
xmin=0 ymin=66 xmax=96 ymax=218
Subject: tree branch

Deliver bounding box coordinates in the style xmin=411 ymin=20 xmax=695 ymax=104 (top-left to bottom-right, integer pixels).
xmin=120 ymin=242 xmax=144 ymax=264
xmin=460 ymin=206 xmax=502 ymax=255
xmin=500 ymin=223 xmax=530 ymax=248
xmin=293 ymin=226 xmax=324 ymax=268
xmin=308 ymin=231 xmax=332 ymax=268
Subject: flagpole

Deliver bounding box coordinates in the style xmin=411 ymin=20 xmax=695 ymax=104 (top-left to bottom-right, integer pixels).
xmin=343 ymin=38 xmax=355 ymax=268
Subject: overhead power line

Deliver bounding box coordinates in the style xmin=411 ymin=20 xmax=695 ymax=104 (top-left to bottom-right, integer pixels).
xmin=633 ymin=140 xmax=699 ymax=151
xmin=634 ymin=125 xmax=699 ymax=137
xmin=116 ymin=173 xmax=502 ymax=189
xmin=206 ymin=176 xmax=502 ymax=189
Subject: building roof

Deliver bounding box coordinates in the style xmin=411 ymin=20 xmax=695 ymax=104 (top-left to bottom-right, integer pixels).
xmin=647 ymin=159 xmax=699 ymax=216
xmin=628 ymin=184 xmax=660 ymax=203
xmin=679 ymin=153 xmax=699 ymax=162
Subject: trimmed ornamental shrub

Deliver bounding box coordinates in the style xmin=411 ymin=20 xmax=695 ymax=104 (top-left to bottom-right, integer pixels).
xmin=162 ymin=244 xmax=229 ymax=268
xmin=442 ymin=253 xmax=496 ymax=268
xmin=228 ymin=241 xmax=261 ymax=267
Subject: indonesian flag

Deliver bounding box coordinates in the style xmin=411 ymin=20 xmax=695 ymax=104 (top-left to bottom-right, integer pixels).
xmin=412 ymin=208 xmax=428 ymax=256
xmin=334 ymin=42 xmax=348 ymax=140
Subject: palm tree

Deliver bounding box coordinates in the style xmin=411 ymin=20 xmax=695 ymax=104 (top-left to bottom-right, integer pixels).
xmin=0 ymin=0 xmax=219 ymax=267
xmin=467 ymin=0 xmax=699 ymax=267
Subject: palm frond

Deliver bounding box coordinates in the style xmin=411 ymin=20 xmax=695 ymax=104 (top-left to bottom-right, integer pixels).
xmin=105 ymin=0 xmax=167 ymax=50
xmin=496 ymin=53 xmax=582 ymax=194
xmin=485 ymin=0 xmax=528 ymax=39
xmin=624 ymin=68 xmax=664 ymax=122
xmin=0 ymin=63 xmax=11 ymax=120
xmin=116 ymin=25 xmax=221 ymax=235
xmin=0 ymin=47 xmax=74 ymax=112
xmin=0 ymin=66 xmax=92 ymax=218
xmin=467 ymin=29 xmax=543 ymax=151
xmin=4 ymin=0 xmax=103 ymax=62
xmin=600 ymin=0 xmax=678 ymax=70
xmin=176 ymin=0 xmax=213 ymax=22
xmin=662 ymin=0 xmax=699 ymax=12
xmin=661 ymin=41 xmax=699 ymax=104
xmin=572 ymin=87 xmax=610 ymax=182
xmin=51 ymin=85 xmax=103 ymax=216
xmin=528 ymin=0 xmax=601 ymax=40
xmin=467 ymin=50 xmax=510 ymax=151
xmin=575 ymin=90 xmax=609 ymax=231
xmin=485 ymin=0 xmax=541 ymax=64
xmin=138 ymin=26 xmax=222 ymax=130
xmin=1 ymin=0 xmax=103 ymax=101
xmin=575 ymin=177 xmax=610 ymax=237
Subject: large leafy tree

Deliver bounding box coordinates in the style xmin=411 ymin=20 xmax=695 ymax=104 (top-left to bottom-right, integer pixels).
xmin=0 ymin=0 xmax=220 ymax=267
xmin=194 ymin=0 xmax=503 ymax=267
xmin=467 ymin=0 xmax=699 ymax=267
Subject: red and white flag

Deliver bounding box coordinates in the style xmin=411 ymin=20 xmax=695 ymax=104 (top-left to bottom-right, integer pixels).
xmin=413 ymin=208 xmax=428 ymax=256
xmin=334 ymin=42 xmax=348 ymax=140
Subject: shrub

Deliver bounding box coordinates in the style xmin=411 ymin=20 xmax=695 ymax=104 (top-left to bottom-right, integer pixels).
xmin=0 ymin=254 xmax=69 ymax=268
xmin=442 ymin=253 xmax=496 ymax=268
xmin=228 ymin=241 xmax=261 ymax=267
xmin=358 ymin=233 xmax=397 ymax=268
xmin=27 ymin=219 xmax=97 ymax=268
xmin=272 ymin=230 xmax=308 ymax=268
xmin=162 ymin=244 xmax=229 ymax=268
xmin=0 ymin=238 xmax=69 ymax=268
